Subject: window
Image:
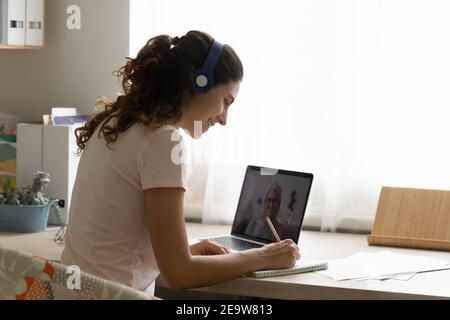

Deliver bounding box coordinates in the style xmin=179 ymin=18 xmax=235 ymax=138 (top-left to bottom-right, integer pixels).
xmin=130 ymin=0 xmax=450 ymax=232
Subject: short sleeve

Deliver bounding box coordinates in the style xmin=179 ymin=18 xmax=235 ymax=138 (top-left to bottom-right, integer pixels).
xmin=138 ymin=127 xmax=188 ymax=191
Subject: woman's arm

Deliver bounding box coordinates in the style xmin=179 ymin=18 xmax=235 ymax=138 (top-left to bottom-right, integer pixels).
xmin=145 ymin=188 xmax=300 ymax=290
xmin=189 ymin=239 xmax=231 ymax=255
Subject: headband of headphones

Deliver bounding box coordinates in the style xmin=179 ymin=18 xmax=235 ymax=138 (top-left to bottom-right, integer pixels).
xmin=191 ymin=40 xmax=224 ymax=95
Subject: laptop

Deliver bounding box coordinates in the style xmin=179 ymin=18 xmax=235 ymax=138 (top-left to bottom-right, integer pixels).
xmin=206 ymin=165 xmax=313 ymax=251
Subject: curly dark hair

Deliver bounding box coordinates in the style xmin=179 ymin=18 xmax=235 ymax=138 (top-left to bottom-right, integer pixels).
xmin=75 ymin=30 xmax=244 ymax=153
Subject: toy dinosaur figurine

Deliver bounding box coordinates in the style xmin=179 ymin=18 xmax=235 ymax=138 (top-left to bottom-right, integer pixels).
xmin=0 ymin=171 xmax=66 ymax=241
xmin=21 ymin=171 xmax=51 ymax=206
xmin=0 ymin=171 xmax=64 ymax=225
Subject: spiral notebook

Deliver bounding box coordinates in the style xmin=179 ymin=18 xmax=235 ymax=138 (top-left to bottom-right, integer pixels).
xmin=249 ymin=260 xmax=328 ymax=278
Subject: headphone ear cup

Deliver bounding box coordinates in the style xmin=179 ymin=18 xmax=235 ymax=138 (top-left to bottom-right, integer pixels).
xmin=195 ymin=75 xmax=209 ymax=88
xmin=191 ymin=68 xmax=213 ymax=95
xmin=190 ymin=40 xmax=223 ymax=95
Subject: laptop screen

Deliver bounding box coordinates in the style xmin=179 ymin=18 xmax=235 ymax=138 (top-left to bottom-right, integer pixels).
xmin=231 ymin=166 xmax=313 ymax=244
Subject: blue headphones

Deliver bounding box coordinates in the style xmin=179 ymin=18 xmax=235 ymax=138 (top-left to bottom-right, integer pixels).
xmin=191 ymin=40 xmax=224 ymax=95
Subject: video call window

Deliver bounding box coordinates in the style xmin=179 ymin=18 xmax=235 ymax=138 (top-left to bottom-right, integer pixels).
xmin=231 ymin=167 xmax=313 ymax=243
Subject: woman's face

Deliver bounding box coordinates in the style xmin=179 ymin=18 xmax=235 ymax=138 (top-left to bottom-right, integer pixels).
xmin=179 ymin=81 xmax=240 ymax=138
xmin=264 ymin=189 xmax=281 ymax=219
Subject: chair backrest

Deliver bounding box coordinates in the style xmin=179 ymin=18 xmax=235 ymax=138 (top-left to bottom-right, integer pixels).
xmin=0 ymin=246 xmax=154 ymax=300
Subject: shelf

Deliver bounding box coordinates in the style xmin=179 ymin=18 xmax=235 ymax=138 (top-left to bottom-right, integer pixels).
xmin=0 ymin=45 xmax=44 ymax=50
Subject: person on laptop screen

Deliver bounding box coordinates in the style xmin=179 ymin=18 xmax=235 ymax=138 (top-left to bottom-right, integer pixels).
xmin=61 ymin=31 xmax=300 ymax=295
xmin=244 ymin=183 xmax=295 ymax=241
xmin=234 ymin=177 xmax=307 ymax=242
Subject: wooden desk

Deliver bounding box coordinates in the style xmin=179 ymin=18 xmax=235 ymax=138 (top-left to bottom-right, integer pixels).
xmin=0 ymin=227 xmax=63 ymax=260
xmin=1 ymin=224 xmax=449 ymax=299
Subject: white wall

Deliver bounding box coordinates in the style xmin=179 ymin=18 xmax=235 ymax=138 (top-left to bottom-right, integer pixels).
xmin=0 ymin=0 xmax=130 ymax=122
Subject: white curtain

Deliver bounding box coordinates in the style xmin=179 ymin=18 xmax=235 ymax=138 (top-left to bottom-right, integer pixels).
xmin=130 ymin=0 xmax=450 ymax=232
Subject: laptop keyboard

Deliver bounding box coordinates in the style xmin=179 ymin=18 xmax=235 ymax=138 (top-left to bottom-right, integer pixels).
xmin=212 ymin=236 xmax=263 ymax=251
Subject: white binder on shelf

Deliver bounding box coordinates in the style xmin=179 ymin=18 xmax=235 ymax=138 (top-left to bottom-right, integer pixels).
xmin=25 ymin=0 xmax=44 ymax=46
xmin=0 ymin=0 xmax=26 ymax=45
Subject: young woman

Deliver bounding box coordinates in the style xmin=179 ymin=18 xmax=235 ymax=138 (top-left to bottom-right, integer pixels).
xmin=61 ymin=30 xmax=300 ymax=295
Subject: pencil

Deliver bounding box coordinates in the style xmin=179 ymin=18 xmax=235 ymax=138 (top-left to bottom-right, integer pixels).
xmin=265 ymin=217 xmax=282 ymax=242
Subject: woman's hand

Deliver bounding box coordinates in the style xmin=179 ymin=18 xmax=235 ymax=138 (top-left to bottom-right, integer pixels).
xmin=190 ymin=240 xmax=232 ymax=256
xmin=257 ymin=239 xmax=301 ymax=270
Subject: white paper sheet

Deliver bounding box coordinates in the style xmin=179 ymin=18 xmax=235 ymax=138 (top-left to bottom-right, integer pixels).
xmin=318 ymin=251 xmax=450 ymax=281
xmin=356 ymin=272 xmax=417 ymax=281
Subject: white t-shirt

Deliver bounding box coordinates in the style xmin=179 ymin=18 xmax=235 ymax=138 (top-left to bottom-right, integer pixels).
xmin=61 ymin=123 xmax=187 ymax=294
